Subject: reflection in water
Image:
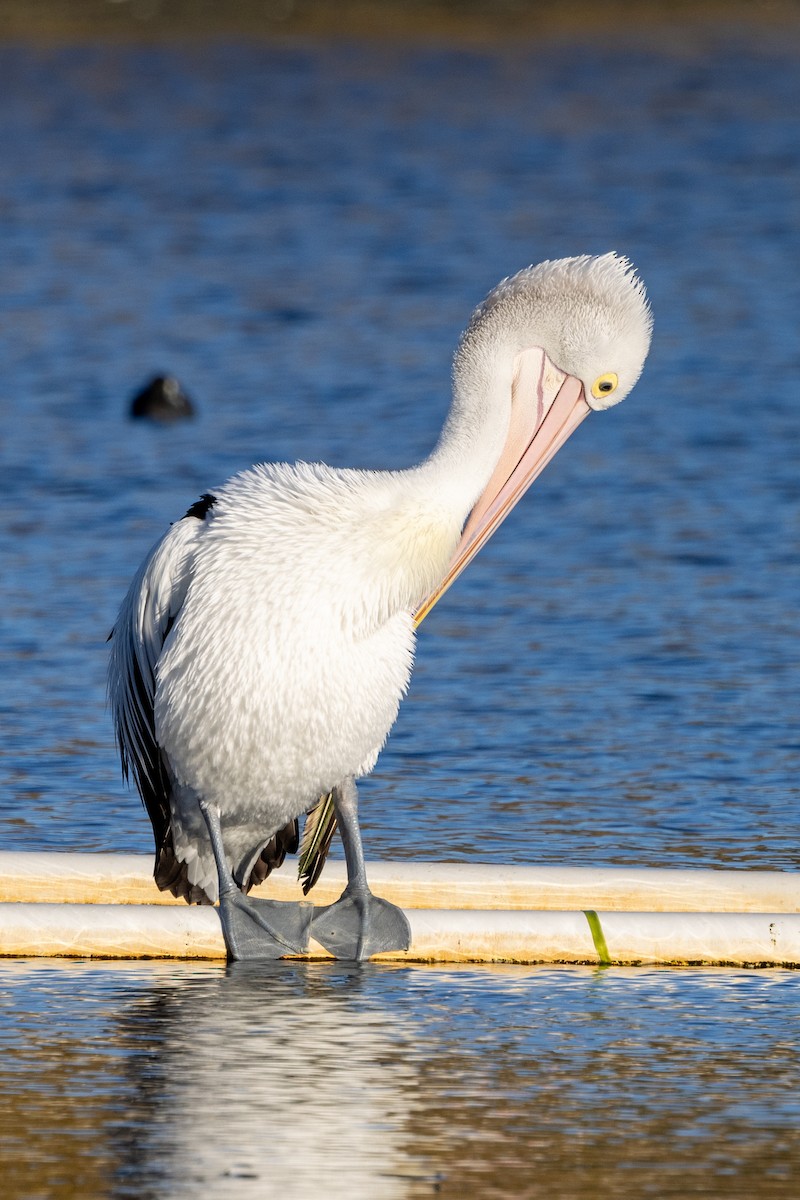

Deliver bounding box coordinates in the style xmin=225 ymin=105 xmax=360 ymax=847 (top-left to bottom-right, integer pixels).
xmin=1 ymin=960 xmax=799 ymax=1199
xmin=110 ymin=962 xmax=424 ymax=1199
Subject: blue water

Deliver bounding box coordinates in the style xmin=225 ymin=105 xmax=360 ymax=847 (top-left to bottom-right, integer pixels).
xmin=2 ymin=37 xmax=800 ymax=870
xmin=1 ymin=28 xmax=800 ymax=1198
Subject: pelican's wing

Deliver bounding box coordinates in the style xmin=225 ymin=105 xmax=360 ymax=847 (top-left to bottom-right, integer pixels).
xmin=108 ymin=500 xmax=209 ymax=901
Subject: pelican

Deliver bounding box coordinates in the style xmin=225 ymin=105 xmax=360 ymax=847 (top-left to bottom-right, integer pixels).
xmin=108 ymin=252 xmax=652 ymax=961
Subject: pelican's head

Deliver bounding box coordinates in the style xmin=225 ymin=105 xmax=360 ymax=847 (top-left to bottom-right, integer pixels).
xmin=470 ymin=251 xmax=652 ymax=410
xmin=415 ymin=252 xmax=652 ymax=623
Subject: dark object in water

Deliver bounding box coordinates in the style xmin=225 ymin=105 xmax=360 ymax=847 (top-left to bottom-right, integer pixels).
xmin=130 ymin=375 xmax=195 ymax=421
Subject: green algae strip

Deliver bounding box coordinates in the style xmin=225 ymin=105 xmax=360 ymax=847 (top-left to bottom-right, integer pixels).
xmin=584 ymin=910 xmax=611 ymax=965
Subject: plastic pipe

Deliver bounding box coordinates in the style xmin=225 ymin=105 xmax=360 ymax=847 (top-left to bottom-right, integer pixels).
xmin=0 ymin=851 xmax=797 ymax=913
xmin=1 ymin=901 xmax=799 ymax=966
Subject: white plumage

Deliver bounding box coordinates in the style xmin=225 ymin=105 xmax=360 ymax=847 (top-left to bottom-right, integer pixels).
xmin=109 ymin=252 xmax=651 ymax=952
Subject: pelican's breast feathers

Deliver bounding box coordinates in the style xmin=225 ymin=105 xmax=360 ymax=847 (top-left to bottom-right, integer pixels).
xmin=195 ymin=459 xmax=462 ymax=638
xmin=149 ymin=460 xmax=463 ymax=817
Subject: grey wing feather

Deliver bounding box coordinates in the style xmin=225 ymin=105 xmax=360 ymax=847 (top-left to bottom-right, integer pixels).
xmin=107 ymin=517 xmax=205 ymax=902
xmin=298 ymin=792 xmax=338 ymax=895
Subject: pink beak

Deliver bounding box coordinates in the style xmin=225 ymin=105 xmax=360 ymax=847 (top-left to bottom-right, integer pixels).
xmin=414 ymin=347 xmax=591 ymax=626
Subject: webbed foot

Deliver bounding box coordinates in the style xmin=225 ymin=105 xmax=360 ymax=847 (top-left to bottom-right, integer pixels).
xmin=310 ymin=887 xmax=411 ymax=961
xmin=219 ymin=890 xmax=313 ymax=961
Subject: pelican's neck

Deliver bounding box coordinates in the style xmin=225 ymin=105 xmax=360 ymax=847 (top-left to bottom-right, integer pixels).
xmin=418 ymin=325 xmax=519 ymax=523
xmin=348 ymin=338 xmax=518 ymax=627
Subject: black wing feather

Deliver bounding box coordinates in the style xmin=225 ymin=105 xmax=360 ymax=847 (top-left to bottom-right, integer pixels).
xmin=108 ymin=505 xmax=211 ymax=904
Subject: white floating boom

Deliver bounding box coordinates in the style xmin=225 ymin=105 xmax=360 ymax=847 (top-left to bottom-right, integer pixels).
xmin=0 ymin=852 xmax=797 ymax=966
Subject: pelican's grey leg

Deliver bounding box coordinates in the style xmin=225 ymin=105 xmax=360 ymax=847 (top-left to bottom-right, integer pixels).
xmin=310 ymin=778 xmax=411 ymax=961
xmin=198 ymin=799 xmax=312 ymax=960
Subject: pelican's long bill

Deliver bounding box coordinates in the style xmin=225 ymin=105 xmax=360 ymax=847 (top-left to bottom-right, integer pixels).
xmin=413 ymin=347 xmax=591 ymax=626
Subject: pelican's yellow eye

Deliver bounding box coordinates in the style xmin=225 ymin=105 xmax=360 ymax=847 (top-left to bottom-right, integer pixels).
xmin=591 ymin=372 xmax=618 ymax=400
